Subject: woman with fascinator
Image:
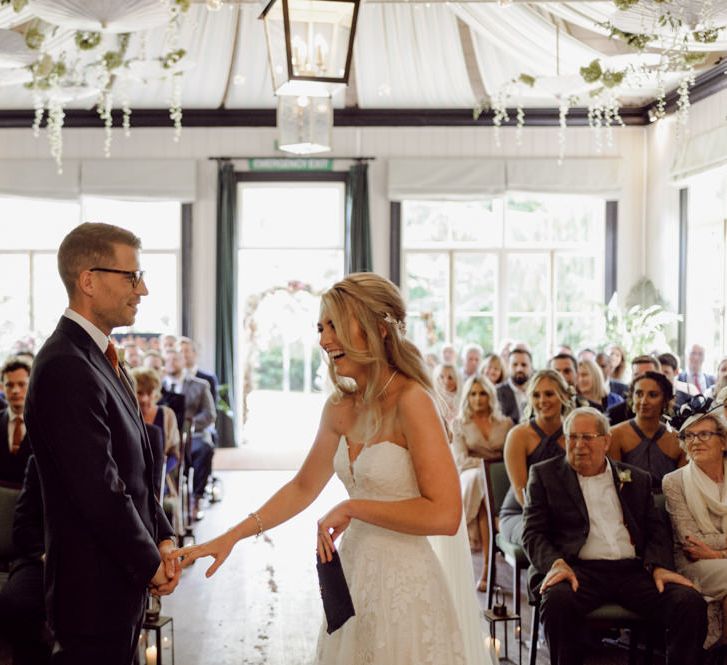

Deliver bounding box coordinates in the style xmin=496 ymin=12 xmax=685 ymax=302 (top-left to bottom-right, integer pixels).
xmin=175 ymin=273 xmax=490 ymax=665
xmin=610 ymin=370 xmax=685 ymax=491
xmin=663 ymin=396 xmax=727 ymax=648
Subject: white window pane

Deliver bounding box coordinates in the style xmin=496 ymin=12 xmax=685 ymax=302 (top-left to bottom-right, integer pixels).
xmin=239 ymin=249 xmax=343 ymax=298
xmin=505 ymin=197 xmax=549 ymax=245
xmin=0 ymin=254 xmax=30 ymax=350
xmin=81 ymin=198 xmax=181 ymax=249
xmin=32 ymin=253 xmax=66 ymax=337
xmin=404 ymin=252 xmax=448 ymax=317
xmin=556 ymin=316 xmax=601 ymax=353
xmin=555 ymin=255 xmax=598 ymax=312
xmin=455 ymin=317 xmax=494 ymax=353
xmin=238 ymin=184 xmax=344 ymax=249
xmin=454 ymin=253 xmax=496 ymax=312
xmin=117 ymin=253 xmax=178 ymax=334
xmin=402 ymin=200 xmax=500 ymax=246
xmin=506 ymin=253 xmax=548 ymax=312
xmin=507 ymin=316 xmax=546 ymax=367
xmin=0 ymin=198 xmax=79 ymax=250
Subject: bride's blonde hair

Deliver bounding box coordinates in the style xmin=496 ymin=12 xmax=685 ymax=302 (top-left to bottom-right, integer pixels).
xmin=321 ymin=272 xmax=440 ymax=438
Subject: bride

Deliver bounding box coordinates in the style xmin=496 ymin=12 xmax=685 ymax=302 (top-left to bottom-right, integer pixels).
xmin=177 ymin=273 xmax=491 ymax=665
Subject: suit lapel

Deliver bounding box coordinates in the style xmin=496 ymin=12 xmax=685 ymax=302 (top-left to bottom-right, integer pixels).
xmin=558 ymin=457 xmax=589 ymax=523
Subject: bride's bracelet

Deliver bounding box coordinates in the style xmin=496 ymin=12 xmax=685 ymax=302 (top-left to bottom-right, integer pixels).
xmin=249 ymin=511 xmax=264 ymax=538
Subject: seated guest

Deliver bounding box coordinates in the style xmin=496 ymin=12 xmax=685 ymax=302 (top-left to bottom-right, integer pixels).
xmin=433 ymin=363 xmax=459 ymax=426
xmin=496 ymin=348 xmax=533 ymax=424
xmin=549 ymin=353 xmax=600 ymax=410
xmin=441 ymin=343 xmax=457 ymax=366
xmin=131 ymin=367 xmax=181 ymax=468
xmin=452 ymin=375 xmax=513 ymax=591
xmin=120 ymin=341 xmax=142 ymax=368
xmin=0 ymin=357 xmax=32 ymax=487
xmin=663 ymin=402 xmax=727 ymax=648
xmin=707 ymin=357 xmax=727 ymax=399
xmin=461 ymin=343 xmax=483 ymax=381
xmin=576 ymin=347 xmax=596 ymax=363
xmin=679 ymin=343 xmax=716 ymax=395
xmin=481 ymin=352 xmax=506 ymax=386
xmin=522 ymin=406 xmax=706 ymax=665
xmin=576 ymin=358 xmax=624 ymax=412
xmin=160 ymin=333 xmax=177 ymax=352
xmin=423 ymin=352 xmax=439 ymax=372
xmin=607 ymin=354 xmax=662 ymax=425
xmin=0 ymin=456 xmax=50 ymax=665
xmin=607 ymin=342 xmax=629 ymax=383
xmin=610 ymin=371 xmax=685 ymax=491
xmin=596 ymin=351 xmax=627 ymax=398
xmin=146 ymin=350 xmax=186 ymax=432
xmin=659 ymin=351 xmax=698 ymax=408
xmin=499 ymin=369 xmax=570 ymax=547
xmin=178 ymin=336 xmax=218 ymax=404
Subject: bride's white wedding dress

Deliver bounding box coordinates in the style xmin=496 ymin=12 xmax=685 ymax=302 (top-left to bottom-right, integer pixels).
xmin=315 ymin=437 xmax=492 ymax=665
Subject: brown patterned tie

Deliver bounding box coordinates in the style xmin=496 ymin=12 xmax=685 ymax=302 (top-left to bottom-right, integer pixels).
xmin=105 ymin=342 xmax=120 ymax=377
xmin=11 ymin=416 xmax=23 ymax=454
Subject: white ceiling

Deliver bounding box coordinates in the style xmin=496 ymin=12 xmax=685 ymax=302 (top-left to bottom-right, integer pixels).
xmin=0 ymin=1 xmax=724 ymax=112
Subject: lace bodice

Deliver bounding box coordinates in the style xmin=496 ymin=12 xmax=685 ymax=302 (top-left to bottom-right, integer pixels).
xmin=334 ymin=437 xmax=421 ymax=501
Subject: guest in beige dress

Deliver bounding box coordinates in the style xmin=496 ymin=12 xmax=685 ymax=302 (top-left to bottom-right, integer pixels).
xmin=663 ymin=408 xmax=727 ymax=648
xmin=434 ymin=362 xmax=460 ymax=426
xmin=453 ymin=375 xmax=513 ymax=591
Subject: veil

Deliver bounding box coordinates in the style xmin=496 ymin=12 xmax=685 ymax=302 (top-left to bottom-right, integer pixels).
xmin=429 ymin=515 xmax=493 ymax=665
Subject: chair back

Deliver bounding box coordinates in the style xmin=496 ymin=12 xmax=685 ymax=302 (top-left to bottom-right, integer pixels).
xmin=483 ymin=460 xmax=510 ymax=530
xmin=0 ymin=485 xmax=20 ymax=562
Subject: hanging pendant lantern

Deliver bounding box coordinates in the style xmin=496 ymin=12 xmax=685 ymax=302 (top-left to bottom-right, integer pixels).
xmin=260 ymin=0 xmax=360 ymax=97
xmin=277 ymin=94 xmax=332 ymax=155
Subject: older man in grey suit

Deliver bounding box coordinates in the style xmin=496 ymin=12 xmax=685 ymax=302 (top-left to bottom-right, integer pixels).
xmin=163 ymin=348 xmax=215 ymax=519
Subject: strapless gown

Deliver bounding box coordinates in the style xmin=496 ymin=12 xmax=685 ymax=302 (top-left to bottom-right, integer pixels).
xmin=314 ymin=437 xmax=469 ymax=665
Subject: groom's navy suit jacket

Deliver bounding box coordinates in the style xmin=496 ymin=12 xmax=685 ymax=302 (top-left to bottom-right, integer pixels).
xmin=25 ymin=317 xmax=174 ymax=638
xmin=522 ymin=457 xmax=674 ymax=579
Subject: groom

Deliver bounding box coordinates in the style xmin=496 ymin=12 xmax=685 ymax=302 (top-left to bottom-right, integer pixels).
xmin=25 ymin=223 xmax=180 ymax=664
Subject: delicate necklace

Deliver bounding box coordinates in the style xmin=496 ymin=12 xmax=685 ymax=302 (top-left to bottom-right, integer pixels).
xmin=377 ymin=370 xmax=398 ymax=399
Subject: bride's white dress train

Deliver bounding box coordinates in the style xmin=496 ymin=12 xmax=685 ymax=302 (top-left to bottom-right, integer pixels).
xmin=315 ymin=438 xmax=492 ymax=665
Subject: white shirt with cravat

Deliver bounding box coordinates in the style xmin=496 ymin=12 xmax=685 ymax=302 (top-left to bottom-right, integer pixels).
xmin=577 ymin=462 xmax=636 ymax=561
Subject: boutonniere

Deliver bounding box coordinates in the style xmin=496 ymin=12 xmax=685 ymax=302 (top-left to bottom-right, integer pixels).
xmin=618 ymin=469 xmax=632 ymax=490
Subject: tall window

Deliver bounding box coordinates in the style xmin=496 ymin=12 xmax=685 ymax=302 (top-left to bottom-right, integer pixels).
xmin=0 ymin=196 xmax=182 ymax=359
xmin=686 ymin=166 xmax=727 ymax=365
xmin=402 ymin=194 xmax=605 ymax=366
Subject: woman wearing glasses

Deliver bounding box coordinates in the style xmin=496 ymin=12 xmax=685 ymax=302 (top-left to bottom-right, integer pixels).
xmin=663 ymin=405 xmax=727 ymax=648
xmin=609 ymin=371 xmax=685 ymax=491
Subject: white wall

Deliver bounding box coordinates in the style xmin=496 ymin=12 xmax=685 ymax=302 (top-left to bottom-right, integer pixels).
xmin=0 ymin=121 xmax=647 ymax=366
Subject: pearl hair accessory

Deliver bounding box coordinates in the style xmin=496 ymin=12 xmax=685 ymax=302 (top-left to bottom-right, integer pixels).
xmin=383 ymin=312 xmax=406 ymax=335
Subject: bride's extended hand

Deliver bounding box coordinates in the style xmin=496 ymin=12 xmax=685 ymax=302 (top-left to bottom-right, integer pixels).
xmin=317 ymin=501 xmax=352 ymax=563
xmin=176 ymin=531 xmax=237 ymax=578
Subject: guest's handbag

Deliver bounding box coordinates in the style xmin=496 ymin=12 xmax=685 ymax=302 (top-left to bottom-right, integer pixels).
xmin=316 ymin=551 xmax=355 ymax=634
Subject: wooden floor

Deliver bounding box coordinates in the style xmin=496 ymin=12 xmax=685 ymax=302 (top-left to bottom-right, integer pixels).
xmin=162 ymin=469 xmax=671 ymax=665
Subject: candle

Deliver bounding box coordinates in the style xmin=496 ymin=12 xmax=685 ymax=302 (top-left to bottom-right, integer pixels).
xmin=146 ymin=645 xmax=157 ymax=665
xmin=484 ymin=636 xmax=501 ymax=660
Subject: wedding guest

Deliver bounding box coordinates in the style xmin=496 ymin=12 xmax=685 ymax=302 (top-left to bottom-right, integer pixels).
xmin=610 ymin=371 xmax=685 ymax=491
xmin=441 ymin=343 xmax=457 ymax=366
xmin=121 ymin=341 xmax=142 ymax=368
xmin=576 ymin=358 xmax=623 ymax=412
xmin=433 ymin=363 xmax=460 ymax=426
xmin=607 ymin=343 xmax=629 ymax=383
xmin=496 ymin=348 xmax=533 ymax=424
xmin=0 ymin=357 xmax=32 ymax=487
xmin=607 ymin=355 xmax=662 ymax=426
xmin=178 ymin=336 xmax=218 ymax=404
xmin=659 ymin=351 xmax=698 ymax=408
xmin=131 ymin=367 xmax=180 ymax=464
xmin=499 ymin=369 xmax=571 ymax=547
xmin=453 ymin=375 xmax=513 ymax=591
xmin=576 ymin=348 xmax=596 ymax=363
xmin=596 ymin=351 xmax=627 ymax=398
xmin=461 ymin=343 xmax=483 ymax=381
xmin=523 ymin=406 xmax=706 ymax=665
xmin=481 ymin=352 xmax=506 ymax=386
xmin=679 ymin=344 xmax=716 ymax=395
xmin=663 ymin=404 xmax=727 ymax=648
xmin=707 ymin=357 xmax=727 ymax=399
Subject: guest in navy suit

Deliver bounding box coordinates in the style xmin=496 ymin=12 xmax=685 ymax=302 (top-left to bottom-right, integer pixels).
xmin=0 ymin=357 xmax=33 ymax=487
xmin=25 ymin=223 xmax=180 ymax=665
xmin=178 ymin=336 xmax=218 ymax=405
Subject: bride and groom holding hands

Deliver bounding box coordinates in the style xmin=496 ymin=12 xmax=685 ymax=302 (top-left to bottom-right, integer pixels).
xmin=26 ymin=222 xmax=486 ymax=665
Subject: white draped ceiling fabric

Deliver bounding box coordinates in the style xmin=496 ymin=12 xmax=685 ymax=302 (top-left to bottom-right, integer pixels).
xmin=0 ymin=1 xmax=724 ymax=111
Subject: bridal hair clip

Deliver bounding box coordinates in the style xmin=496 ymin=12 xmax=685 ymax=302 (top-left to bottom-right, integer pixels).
xmin=383 ymin=312 xmax=406 ymax=335
xmin=667 ymin=394 xmax=723 ymax=433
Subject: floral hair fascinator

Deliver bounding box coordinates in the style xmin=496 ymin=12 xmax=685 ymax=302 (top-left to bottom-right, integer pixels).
xmin=383 ymin=312 xmax=406 ymax=335
xmin=667 ymin=394 xmax=721 ymax=433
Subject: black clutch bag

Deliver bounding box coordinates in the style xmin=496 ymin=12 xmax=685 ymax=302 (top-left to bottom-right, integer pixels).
xmin=316 ymin=551 xmax=355 ymax=634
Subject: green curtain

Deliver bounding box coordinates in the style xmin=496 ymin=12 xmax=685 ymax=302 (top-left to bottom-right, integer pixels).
xmin=214 ymin=161 xmax=238 ymax=414
xmin=345 ymin=161 xmax=372 ymax=274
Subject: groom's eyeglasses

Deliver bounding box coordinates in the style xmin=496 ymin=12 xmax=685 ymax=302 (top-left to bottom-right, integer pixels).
xmin=90 ymin=267 xmax=145 ymax=289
